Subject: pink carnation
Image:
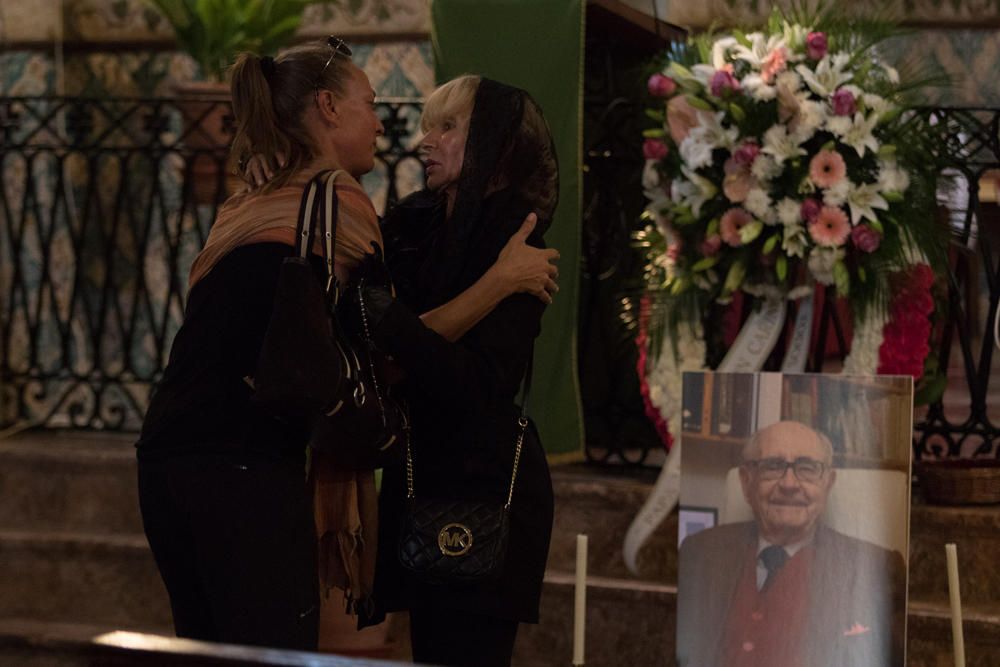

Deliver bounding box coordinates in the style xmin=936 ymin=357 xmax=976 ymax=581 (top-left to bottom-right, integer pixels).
xmin=807 ymin=32 xmax=828 ymax=60
xmin=809 ymin=150 xmax=847 ymax=188
xmin=643 ymin=139 xmax=669 ymax=160
xmin=831 ymin=88 xmax=857 ymax=116
xmin=761 ymin=47 xmax=788 ymax=84
xmin=851 ymin=224 xmax=881 ymax=253
xmin=720 ymin=208 xmax=753 ymax=247
xmin=809 ymin=206 xmax=851 ymax=247
xmin=710 ymin=69 xmax=741 ymax=97
xmin=648 ymin=73 xmax=677 ymax=97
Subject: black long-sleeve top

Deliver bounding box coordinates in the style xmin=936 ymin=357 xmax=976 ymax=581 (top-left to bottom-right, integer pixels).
xmin=369 ymin=188 xmax=554 ymax=624
xmin=136 ymin=243 xmax=320 ymax=462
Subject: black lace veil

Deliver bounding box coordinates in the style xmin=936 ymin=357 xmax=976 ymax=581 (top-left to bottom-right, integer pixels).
xmin=416 ymin=78 xmax=559 ymax=309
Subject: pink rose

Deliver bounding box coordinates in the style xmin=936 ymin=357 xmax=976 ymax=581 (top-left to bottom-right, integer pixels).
xmin=851 ymin=224 xmax=882 ymax=253
xmin=831 ymin=88 xmax=857 ymax=116
xmin=807 ymin=32 xmax=828 ymax=60
xmin=701 ymin=234 xmax=722 ymax=256
xmin=648 ymin=73 xmax=677 ymax=97
xmin=666 ymin=95 xmax=702 ymax=144
xmin=732 ymin=142 xmax=760 ymax=167
xmin=643 ymin=138 xmax=669 ymax=160
xmin=723 ymin=158 xmax=754 ymax=203
xmin=710 ymin=69 xmax=741 ymax=97
xmin=800 ymin=198 xmax=822 ymax=222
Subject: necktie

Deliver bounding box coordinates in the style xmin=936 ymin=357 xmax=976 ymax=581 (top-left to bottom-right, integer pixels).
xmin=759 ymin=544 xmax=789 ymax=590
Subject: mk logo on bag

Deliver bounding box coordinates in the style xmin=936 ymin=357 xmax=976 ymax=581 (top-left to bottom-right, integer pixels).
xmin=438 ymin=523 xmax=473 ymax=556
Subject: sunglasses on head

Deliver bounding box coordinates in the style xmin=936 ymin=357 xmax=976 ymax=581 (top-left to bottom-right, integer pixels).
xmin=314 ymin=36 xmax=353 ymax=92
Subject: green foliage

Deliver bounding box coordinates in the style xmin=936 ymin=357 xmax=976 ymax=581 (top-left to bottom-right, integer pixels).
xmin=148 ymin=0 xmax=311 ymax=81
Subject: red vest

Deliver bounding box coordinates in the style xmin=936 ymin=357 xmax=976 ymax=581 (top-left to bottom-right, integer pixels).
xmin=720 ymin=543 xmax=815 ymax=667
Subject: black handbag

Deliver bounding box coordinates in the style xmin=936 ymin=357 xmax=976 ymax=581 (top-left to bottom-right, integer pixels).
xmin=252 ymin=169 xmax=405 ymax=469
xmin=397 ymin=357 xmax=533 ymax=584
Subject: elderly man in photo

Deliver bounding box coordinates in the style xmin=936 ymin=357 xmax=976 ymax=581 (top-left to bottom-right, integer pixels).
xmin=677 ymin=421 xmax=905 ymax=667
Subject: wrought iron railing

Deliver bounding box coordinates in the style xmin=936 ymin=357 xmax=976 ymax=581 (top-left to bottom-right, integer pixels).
xmin=2 ymin=96 xmax=998 ymax=461
xmin=0 ymin=96 xmax=423 ymax=431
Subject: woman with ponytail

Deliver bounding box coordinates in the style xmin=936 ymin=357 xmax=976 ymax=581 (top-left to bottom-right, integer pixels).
xmin=136 ymin=38 xmax=558 ymax=652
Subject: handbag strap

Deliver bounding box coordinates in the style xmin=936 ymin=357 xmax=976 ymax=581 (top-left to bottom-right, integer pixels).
xmin=405 ymin=347 xmax=535 ymax=511
xmin=294 ymin=169 xmax=346 ymax=296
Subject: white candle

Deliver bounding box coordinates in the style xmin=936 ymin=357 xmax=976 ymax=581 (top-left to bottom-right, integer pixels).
xmin=573 ymin=534 xmax=588 ymax=666
xmin=945 ymin=543 xmax=966 ymax=667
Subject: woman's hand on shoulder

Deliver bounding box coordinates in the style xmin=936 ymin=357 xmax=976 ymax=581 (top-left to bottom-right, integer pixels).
xmin=492 ymin=214 xmax=559 ymax=304
xmin=242 ymin=152 xmax=286 ymax=190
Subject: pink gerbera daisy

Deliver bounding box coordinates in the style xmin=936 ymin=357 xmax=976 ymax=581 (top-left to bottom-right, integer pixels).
xmin=809 ymin=206 xmax=851 ymax=247
xmin=720 ymin=207 xmax=753 ymax=247
xmin=809 ymin=150 xmax=847 ymax=188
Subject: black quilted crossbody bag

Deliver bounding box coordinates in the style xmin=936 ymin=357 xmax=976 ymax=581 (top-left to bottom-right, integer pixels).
xmin=397 ymin=355 xmax=533 ymax=584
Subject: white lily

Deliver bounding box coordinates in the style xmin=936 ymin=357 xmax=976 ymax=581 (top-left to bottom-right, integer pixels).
xmin=796 ymin=52 xmax=852 ymax=97
xmin=680 ymin=133 xmax=714 ymax=170
xmin=695 ymin=110 xmax=740 ymax=149
xmin=712 ymin=36 xmax=739 ymax=69
xmin=783 ymin=222 xmax=809 ymax=258
xmin=762 ymin=124 xmax=808 ymax=163
xmin=846 ymin=182 xmax=889 ymax=225
xmin=673 ymin=166 xmax=718 ymax=217
xmin=782 ymin=23 xmax=810 ymax=54
xmin=733 ymin=32 xmax=787 ymax=68
xmin=826 ymin=112 xmax=880 ymax=157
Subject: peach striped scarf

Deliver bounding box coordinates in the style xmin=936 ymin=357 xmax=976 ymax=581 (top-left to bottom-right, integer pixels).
xmin=188 ymin=167 xmax=383 ymax=288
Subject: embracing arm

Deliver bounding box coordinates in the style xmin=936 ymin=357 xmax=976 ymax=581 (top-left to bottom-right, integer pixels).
xmin=417 ymin=214 xmax=559 ymax=342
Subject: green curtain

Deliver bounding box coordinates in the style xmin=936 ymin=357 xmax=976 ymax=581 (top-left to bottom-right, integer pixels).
xmin=431 ymin=0 xmax=585 ymax=457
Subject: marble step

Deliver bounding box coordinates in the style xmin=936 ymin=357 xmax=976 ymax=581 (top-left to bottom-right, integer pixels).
xmin=0 ymin=432 xmax=140 ymax=534
xmin=0 ymin=529 xmax=172 ymax=629
xmin=514 ymin=572 xmax=1000 ymax=667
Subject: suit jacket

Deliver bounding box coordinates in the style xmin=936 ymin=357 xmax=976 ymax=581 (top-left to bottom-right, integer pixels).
xmin=677 ymin=522 xmax=906 ymax=667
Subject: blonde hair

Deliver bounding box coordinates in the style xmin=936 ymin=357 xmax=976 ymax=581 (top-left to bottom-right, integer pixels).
xmin=420 ymin=74 xmax=480 ymax=132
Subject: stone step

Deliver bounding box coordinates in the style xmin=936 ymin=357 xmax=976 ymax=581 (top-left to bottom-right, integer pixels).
xmin=514 ymin=572 xmax=1000 ymax=667
xmin=548 ymin=465 xmax=674 ymax=583
xmin=0 ymin=529 xmax=172 ymax=629
xmin=0 ymin=432 xmax=140 ymax=534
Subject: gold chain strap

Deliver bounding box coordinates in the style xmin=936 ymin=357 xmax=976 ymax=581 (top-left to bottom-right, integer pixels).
xmin=406 ymin=414 xmax=528 ymax=507
xmin=505 ymin=416 xmax=529 ymax=509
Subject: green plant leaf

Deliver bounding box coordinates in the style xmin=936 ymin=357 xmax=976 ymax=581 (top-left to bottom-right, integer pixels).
xmin=685 ymin=95 xmax=714 ymax=111
xmin=643 ymin=128 xmax=667 ymax=138
xmin=692 ymin=256 xmax=720 ymax=272
xmin=739 ymin=220 xmax=763 ymax=244
xmin=776 ymin=255 xmax=788 ymax=281
xmin=763 ymin=234 xmax=778 ymax=255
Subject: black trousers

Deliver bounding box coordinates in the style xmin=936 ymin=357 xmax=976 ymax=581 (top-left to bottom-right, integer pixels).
xmin=409 ymin=605 xmax=519 ymax=667
xmin=138 ymin=451 xmax=319 ymax=650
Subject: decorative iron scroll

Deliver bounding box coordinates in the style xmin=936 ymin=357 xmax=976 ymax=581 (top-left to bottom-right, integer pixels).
xmin=0 ymin=96 xmax=423 ymax=431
